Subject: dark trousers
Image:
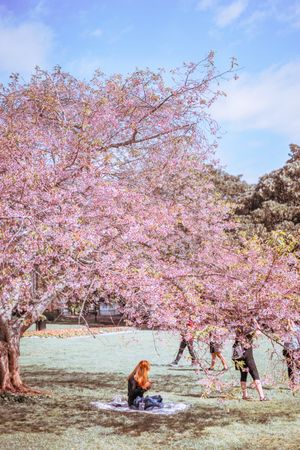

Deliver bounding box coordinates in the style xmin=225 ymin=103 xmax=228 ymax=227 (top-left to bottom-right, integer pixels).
xmin=174 ymin=337 xmax=197 ymax=363
xmin=132 ymin=395 xmax=163 ymax=410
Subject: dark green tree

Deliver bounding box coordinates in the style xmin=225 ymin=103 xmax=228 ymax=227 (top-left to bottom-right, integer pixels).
xmin=211 ymin=144 xmax=300 ymax=237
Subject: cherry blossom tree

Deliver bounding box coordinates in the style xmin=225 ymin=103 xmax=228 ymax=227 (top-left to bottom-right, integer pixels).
xmin=0 ymin=54 xmax=234 ymax=392
xmin=1 ymin=55 xmax=298 ymax=395
xmin=124 ymin=174 xmax=300 ymax=343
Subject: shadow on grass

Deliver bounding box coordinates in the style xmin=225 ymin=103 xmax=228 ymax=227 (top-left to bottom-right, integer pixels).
xmin=0 ymin=367 xmax=299 ymax=438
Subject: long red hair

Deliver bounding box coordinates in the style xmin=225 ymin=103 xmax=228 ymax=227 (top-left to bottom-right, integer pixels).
xmin=128 ymin=360 xmax=150 ymax=389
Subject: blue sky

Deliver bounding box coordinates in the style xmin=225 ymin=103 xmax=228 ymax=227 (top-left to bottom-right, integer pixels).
xmin=0 ymin=0 xmax=299 ymax=182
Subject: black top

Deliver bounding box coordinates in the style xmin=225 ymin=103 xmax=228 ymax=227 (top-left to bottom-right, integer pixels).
xmin=128 ymin=375 xmax=147 ymax=406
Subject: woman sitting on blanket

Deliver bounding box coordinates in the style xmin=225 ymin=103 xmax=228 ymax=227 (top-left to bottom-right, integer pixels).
xmin=128 ymin=360 xmax=163 ymax=410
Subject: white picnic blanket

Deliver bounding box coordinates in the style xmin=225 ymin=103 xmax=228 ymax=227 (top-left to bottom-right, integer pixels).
xmin=91 ymin=399 xmax=189 ymax=415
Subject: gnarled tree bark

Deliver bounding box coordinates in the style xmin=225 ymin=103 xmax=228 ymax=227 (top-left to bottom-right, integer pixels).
xmin=0 ymin=321 xmax=34 ymax=393
xmin=0 ymin=291 xmax=57 ymax=394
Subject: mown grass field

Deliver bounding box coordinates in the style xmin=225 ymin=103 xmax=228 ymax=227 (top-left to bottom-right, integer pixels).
xmin=0 ymin=327 xmax=299 ymax=449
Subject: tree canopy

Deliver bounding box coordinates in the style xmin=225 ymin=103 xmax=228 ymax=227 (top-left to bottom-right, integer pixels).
xmin=214 ymin=144 xmax=300 ymax=237
xmin=0 ymin=59 xmax=299 ymax=393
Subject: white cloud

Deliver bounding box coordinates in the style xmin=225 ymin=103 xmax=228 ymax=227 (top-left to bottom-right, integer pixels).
xmin=240 ymin=8 xmax=268 ymax=34
xmin=277 ymin=1 xmax=300 ymax=30
xmin=212 ymin=61 xmax=300 ymax=142
xmin=238 ymin=1 xmax=300 ymax=34
xmin=215 ymin=0 xmax=248 ymax=27
xmin=90 ymin=27 xmax=104 ymax=37
xmin=108 ymin=25 xmax=133 ymax=44
xmin=30 ymin=0 xmax=50 ymax=18
xmin=0 ymin=20 xmax=54 ymax=75
xmin=66 ymin=56 xmax=107 ymax=80
xmin=195 ymin=0 xmax=249 ymax=27
xmin=196 ymin=0 xmax=216 ymax=11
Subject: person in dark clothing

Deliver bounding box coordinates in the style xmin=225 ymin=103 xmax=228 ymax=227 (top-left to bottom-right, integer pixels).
xmin=128 ymin=360 xmax=151 ymax=407
xmin=283 ymin=320 xmax=300 ymax=384
xmin=128 ymin=374 xmax=148 ymax=407
xmin=170 ymin=335 xmax=198 ymax=366
xmin=170 ymin=320 xmax=199 ymax=366
xmin=127 ymin=360 xmax=163 ymax=410
xmin=233 ymin=322 xmax=267 ymax=401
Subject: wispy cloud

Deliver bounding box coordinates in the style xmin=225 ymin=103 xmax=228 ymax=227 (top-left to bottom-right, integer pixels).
xmin=239 ymin=0 xmax=300 ymax=35
xmin=215 ymin=0 xmax=248 ymax=27
xmin=66 ymin=55 xmax=107 ymax=79
xmin=276 ymin=1 xmax=300 ymax=30
xmin=196 ymin=0 xmax=216 ymax=11
xmin=196 ymin=0 xmax=248 ymax=27
xmin=240 ymin=8 xmax=269 ymax=34
xmin=212 ymin=61 xmax=300 ymax=141
xmin=29 ymin=0 xmax=50 ymax=19
xmin=90 ymin=27 xmax=104 ymax=37
xmin=197 ymin=0 xmax=300 ymax=32
xmin=108 ymin=25 xmax=133 ymax=44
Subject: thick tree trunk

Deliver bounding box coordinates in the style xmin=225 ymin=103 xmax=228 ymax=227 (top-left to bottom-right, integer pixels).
xmin=0 ymin=341 xmax=11 ymax=391
xmin=7 ymin=331 xmax=23 ymax=391
xmin=0 ymin=291 xmax=58 ymax=394
xmin=0 ymin=323 xmax=40 ymax=394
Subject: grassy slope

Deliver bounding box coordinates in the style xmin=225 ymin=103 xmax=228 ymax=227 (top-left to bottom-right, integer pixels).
xmin=0 ymin=329 xmax=299 ymax=450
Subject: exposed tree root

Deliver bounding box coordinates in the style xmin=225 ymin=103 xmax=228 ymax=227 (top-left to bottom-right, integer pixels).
xmin=0 ymin=341 xmax=46 ymax=395
xmin=0 ymin=384 xmax=49 ymax=396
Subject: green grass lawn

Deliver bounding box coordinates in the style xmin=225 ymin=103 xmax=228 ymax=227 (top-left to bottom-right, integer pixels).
xmin=0 ymin=328 xmax=299 ymax=449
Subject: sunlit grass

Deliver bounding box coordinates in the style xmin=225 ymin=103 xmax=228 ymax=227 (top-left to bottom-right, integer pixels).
xmin=0 ymin=329 xmax=299 ymax=449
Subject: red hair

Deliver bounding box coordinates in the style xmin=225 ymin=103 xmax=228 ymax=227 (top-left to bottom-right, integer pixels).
xmin=128 ymin=360 xmax=150 ymax=389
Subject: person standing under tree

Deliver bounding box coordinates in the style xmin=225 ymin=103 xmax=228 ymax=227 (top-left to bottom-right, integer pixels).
xmin=232 ymin=321 xmax=268 ymax=401
xmin=169 ymin=320 xmax=198 ymax=366
xmin=283 ymin=319 xmax=300 ymax=385
xmin=209 ymin=338 xmax=228 ymax=371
